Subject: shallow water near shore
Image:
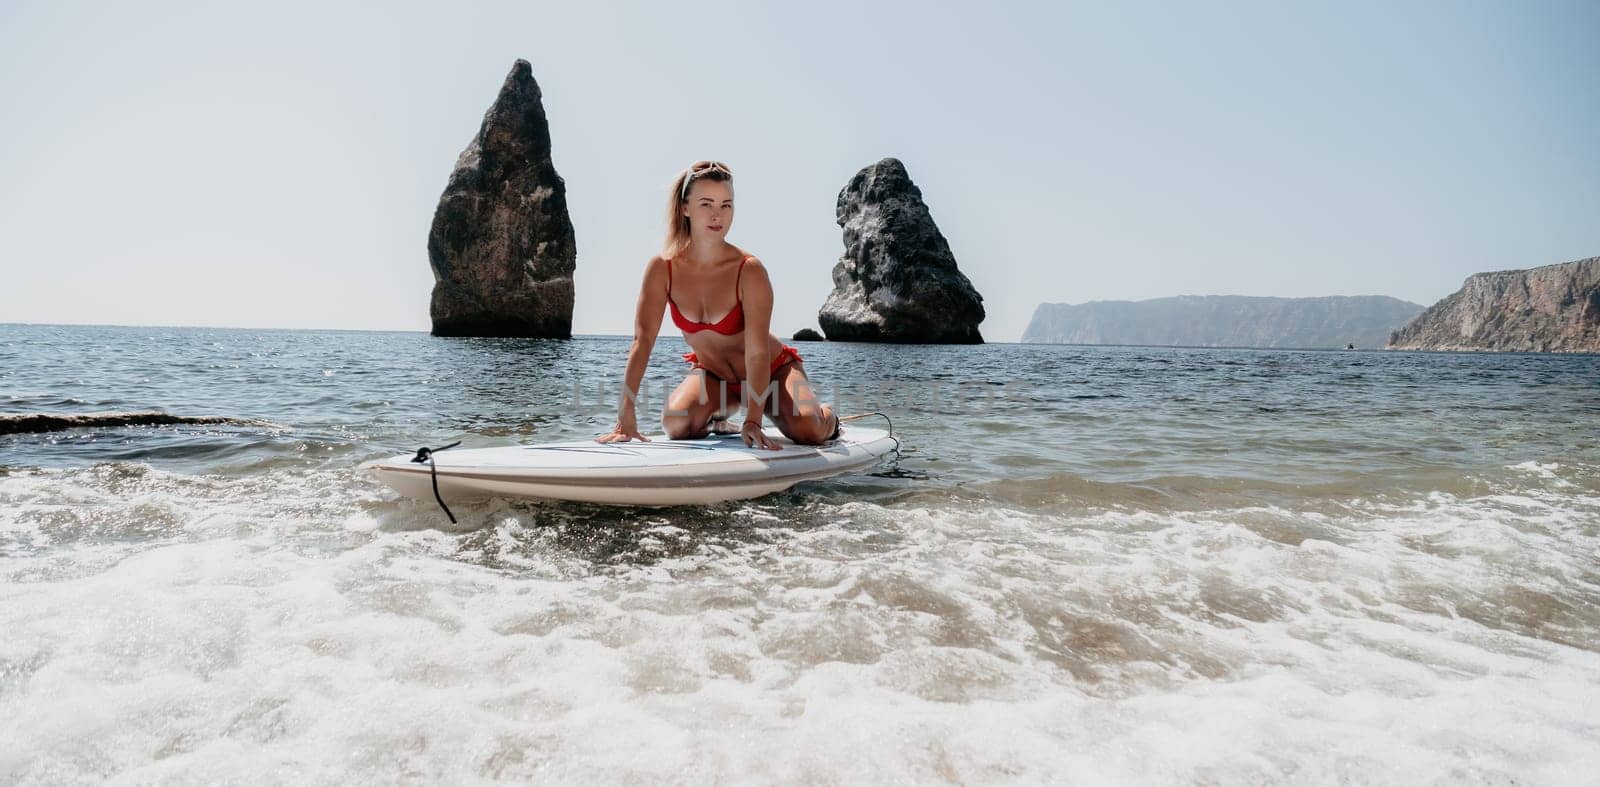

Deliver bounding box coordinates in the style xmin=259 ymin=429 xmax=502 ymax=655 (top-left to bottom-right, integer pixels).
xmin=3 ymin=324 xmax=1599 ymax=783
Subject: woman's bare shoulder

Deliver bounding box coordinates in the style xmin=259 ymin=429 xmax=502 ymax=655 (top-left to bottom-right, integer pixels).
xmin=734 ymin=248 xmax=766 ymax=268
xmin=739 ymin=253 xmax=769 ymax=276
xmin=736 ymin=254 xmax=772 ymax=299
xmin=644 ymin=254 xmax=672 ymax=274
xmin=637 ymin=255 xmax=672 ymax=291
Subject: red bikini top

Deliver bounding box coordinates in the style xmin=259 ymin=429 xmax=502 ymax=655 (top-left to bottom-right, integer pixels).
xmin=667 ymin=256 xmax=748 ymax=335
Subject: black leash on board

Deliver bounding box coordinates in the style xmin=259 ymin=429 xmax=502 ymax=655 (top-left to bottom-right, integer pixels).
xmin=409 ymin=441 xmax=462 ymax=524
xmin=838 ymin=411 xmax=900 ymax=455
xmin=838 ymin=411 xmax=923 ymax=478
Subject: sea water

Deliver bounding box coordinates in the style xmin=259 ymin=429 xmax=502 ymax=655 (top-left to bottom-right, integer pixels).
xmin=2 ymin=324 xmax=1598 ymax=783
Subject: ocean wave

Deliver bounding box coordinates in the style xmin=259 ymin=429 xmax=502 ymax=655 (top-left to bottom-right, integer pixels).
xmin=3 ymin=468 xmax=1599 ymax=782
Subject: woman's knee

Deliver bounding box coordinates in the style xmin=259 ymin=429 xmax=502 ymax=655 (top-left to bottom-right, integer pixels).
xmin=662 ymin=414 xmax=707 ymax=440
xmin=662 ymin=393 xmax=720 ymax=439
xmin=779 ymin=407 xmax=833 ymax=445
xmin=784 ymin=422 xmax=829 ymax=446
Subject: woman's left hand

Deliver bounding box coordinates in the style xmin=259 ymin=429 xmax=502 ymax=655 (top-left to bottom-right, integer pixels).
xmin=741 ymin=420 xmax=781 ymax=451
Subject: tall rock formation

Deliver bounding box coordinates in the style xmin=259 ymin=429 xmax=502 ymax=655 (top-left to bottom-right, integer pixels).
xmin=428 ymin=59 xmax=575 ymax=338
xmin=818 ymin=158 xmax=984 ymax=343
xmin=1388 ymin=257 xmax=1600 ymax=352
xmin=1022 ymin=295 xmax=1423 ymax=348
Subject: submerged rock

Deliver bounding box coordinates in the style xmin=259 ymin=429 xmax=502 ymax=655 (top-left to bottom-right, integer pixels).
xmin=0 ymin=412 xmax=283 ymax=436
xmin=428 ymin=59 xmax=575 ymax=338
xmin=1023 ymin=295 xmax=1423 ymax=348
xmin=818 ymin=158 xmax=984 ymax=343
xmin=1388 ymin=256 xmax=1600 ymax=352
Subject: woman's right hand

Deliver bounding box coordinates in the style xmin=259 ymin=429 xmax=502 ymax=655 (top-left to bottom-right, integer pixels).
xmin=596 ymin=418 xmax=651 ymax=444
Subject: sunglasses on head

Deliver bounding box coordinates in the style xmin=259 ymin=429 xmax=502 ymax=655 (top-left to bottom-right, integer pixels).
xmin=681 ymin=161 xmax=732 ymax=200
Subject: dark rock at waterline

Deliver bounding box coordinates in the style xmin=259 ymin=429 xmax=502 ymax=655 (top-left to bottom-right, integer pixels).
xmin=818 ymin=158 xmax=984 ymax=343
xmin=428 ymin=59 xmax=576 ymax=338
xmin=0 ymin=412 xmax=284 ymax=436
xmin=792 ymin=328 xmax=824 ymax=341
xmin=1388 ymin=256 xmax=1600 ymax=352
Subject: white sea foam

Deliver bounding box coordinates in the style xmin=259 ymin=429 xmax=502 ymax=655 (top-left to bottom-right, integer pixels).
xmin=1510 ymin=460 xmax=1578 ymax=489
xmin=2 ymin=461 xmax=1599 ymax=784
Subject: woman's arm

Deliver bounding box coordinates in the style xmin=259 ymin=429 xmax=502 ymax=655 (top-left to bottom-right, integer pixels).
xmin=597 ymin=256 xmax=668 ymax=443
xmin=737 ymin=258 xmax=781 ymax=450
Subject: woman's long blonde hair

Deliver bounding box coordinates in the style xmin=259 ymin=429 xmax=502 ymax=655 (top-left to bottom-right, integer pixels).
xmin=663 ymin=160 xmax=733 ymax=258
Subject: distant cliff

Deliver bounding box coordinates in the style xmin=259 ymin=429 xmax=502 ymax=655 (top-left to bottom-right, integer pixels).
xmin=1388 ymin=256 xmax=1600 ymax=352
xmin=1022 ymin=295 xmax=1423 ymax=348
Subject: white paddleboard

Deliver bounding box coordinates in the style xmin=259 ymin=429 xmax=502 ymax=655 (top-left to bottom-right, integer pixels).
xmin=363 ymin=424 xmax=898 ymax=506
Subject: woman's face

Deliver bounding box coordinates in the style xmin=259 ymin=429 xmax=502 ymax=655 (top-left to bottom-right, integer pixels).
xmin=682 ymin=180 xmax=734 ymax=240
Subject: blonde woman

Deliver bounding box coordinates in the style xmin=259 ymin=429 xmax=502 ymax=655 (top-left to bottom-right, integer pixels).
xmin=597 ymin=161 xmax=838 ymax=449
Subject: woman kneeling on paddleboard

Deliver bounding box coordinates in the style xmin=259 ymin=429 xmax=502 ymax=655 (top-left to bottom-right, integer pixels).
xmin=597 ymin=160 xmax=838 ymax=450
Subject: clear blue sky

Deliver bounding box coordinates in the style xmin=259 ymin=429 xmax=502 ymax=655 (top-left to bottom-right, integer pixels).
xmin=2 ymin=0 xmax=1596 ymax=340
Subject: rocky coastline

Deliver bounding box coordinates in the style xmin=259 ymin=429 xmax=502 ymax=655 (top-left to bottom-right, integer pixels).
xmin=1388 ymin=256 xmax=1600 ymax=352
xmin=1023 ymin=295 xmax=1422 ymax=348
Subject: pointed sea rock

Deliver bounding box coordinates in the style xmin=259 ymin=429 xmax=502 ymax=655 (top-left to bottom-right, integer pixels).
xmin=818 ymin=158 xmax=984 ymax=343
xmin=427 ymin=59 xmax=575 ymax=338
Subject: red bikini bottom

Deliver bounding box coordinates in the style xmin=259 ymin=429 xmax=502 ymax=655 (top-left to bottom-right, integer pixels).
xmin=681 ymin=345 xmax=804 ymax=378
xmin=682 ymin=346 xmax=829 ymax=429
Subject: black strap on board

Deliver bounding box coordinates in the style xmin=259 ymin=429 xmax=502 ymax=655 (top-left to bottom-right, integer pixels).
xmin=409 ymin=441 xmax=462 ymax=524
